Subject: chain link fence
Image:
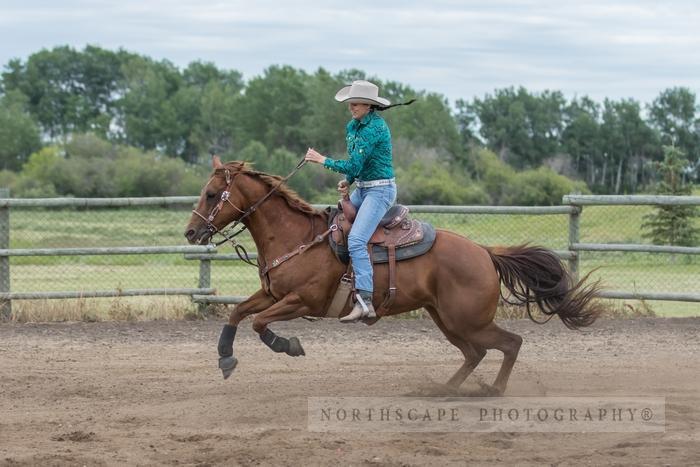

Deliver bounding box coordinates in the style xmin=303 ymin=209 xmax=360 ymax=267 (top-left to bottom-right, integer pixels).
xmin=2 ymin=197 xmax=698 ymax=320
xmin=576 ymin=203 xmax=698 ymax=315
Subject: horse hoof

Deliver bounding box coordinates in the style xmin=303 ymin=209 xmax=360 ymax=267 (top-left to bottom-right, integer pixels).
xmin=219 ymin=356 xmax=238 ymax=379
xmin=362 ymin=317 xmax=380 ymax=326
xmin=477 ymin=382 xmax=503 ymax=397
xmin=287 ymin=337 xmax=305 ymax=357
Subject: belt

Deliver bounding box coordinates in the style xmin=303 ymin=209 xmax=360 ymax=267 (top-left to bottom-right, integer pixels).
xmin=356 ymin=178 xmax=395 ymax=188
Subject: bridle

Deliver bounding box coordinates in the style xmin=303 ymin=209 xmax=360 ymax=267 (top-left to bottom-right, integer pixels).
xmin=191 ymin=157 xmax=338 ymax=277
xmin=191 ymin=156 xmax=339 ymax=296
xmin=191 ymin=157 xmax=308 ymax=251
xmin=191 ymin=166 xmax=247 ymax=247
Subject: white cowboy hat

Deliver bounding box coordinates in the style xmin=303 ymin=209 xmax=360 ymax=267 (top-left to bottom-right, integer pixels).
xmin=334 ymin=80 xmax=391 ymax=107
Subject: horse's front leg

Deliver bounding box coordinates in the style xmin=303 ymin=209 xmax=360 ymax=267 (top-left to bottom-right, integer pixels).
xmin=218 ymin=289 xmax=276 ymax=379
xmin=251 ymin=292 xmax=312 ymax=358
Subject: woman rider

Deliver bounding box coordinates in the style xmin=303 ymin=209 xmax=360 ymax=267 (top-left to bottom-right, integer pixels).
xmin=305 ymin=80 xmax=400 ymax=323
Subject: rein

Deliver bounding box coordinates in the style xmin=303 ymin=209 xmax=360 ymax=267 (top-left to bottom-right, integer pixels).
xmin=192 ymin=157 xmax=307 ymax=247
xmin=192 ymin=157 xmax=333 ymax=271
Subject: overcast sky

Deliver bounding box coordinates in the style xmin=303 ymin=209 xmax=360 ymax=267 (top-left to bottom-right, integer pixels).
xmin=1 ymin=0 xmax=699 ymax=105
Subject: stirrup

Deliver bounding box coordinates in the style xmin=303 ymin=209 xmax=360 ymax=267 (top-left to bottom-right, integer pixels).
xmin=359 ymin=295 xmax=376 ymax=319
xmin=340 ymin=295 xmax=375 ymax=323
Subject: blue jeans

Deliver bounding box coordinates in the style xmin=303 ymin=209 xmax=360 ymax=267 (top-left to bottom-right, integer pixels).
xmin=348 ymin=182 xmax=397 ymax=293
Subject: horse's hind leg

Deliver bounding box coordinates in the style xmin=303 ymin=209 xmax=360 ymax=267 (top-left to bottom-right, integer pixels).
xmin=467 ymin=322 xmax=523 ymax=395
xmin=446 ymin=342 xmax=486 ymax=388
xmin=426 ymin=306 xmax=486 ymax=388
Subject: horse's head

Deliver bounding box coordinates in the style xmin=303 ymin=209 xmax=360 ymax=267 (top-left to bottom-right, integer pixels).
xmin=184 ymin=156 xmax=250 ymax=244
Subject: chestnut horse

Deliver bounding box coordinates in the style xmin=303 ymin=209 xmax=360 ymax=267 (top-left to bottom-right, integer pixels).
xmin=185 ymin=158 xmax=603 ymax=395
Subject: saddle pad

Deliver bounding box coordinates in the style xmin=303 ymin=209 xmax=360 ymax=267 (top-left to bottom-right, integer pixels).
xmin=329 ymin=221 xmax=437 ymax=265
xmin=370 ymin=222 xmax=436 ymax=263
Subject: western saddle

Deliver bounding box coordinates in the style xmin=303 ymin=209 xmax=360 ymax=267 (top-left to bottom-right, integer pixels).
xmin=329 ymin=195 xmax=427 ymax=316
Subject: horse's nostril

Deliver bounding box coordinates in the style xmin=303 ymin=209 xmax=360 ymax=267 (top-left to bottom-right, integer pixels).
xmin=185 ymin=229 xmax=195 ymax=239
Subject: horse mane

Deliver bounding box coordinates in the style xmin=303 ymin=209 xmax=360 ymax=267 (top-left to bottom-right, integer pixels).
xmin=225 ymin=161 xmax=320 ymax=216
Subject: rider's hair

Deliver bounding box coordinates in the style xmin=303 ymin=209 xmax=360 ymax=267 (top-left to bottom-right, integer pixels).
xmin=371 ymin=98 xmax=417 ymax=112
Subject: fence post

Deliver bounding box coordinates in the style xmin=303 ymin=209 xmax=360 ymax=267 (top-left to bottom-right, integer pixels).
xmin=0 ymin=188 xmax=10 ymax=320
xmin=568 ymin=203 xmax=581 ymax=282
xmin=198 ymin=258 xmax=212 ymax=312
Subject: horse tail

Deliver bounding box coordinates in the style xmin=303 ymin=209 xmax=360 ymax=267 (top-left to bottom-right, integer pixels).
xmin=484 ymin=244 xmax=603 ymax=330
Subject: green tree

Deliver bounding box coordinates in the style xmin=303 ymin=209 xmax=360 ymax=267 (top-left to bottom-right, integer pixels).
xmin=178 ymin=61 xmax=244 ymax=162
xmin=561 ymin=97 xmax=603 ymax=185
xmin=470 ymin=147 xmax=516 ymax=204
xmin=15 ymin=134 xmax=205 ymax=197
xmin=298 ymin=68 xmax=347 ymax=156
xmin=0 ymin=91 xmax=42 ymax=170
xmin=642 ymin=146 xmax=699 ymax=246
xmin=600 ymin=99 xmax=660 ymax=193
xmin=188 ymin=81 xmax=241 ymax=162
xmin=0 ymin=170 xmax=18 ymax=191
xmin=237 ymin=65 xmax=309 ymax=152
xmin=454 ymin=97 xmax=480 ymax=146
xmin=232 ymin=140 xmax=268 ymax=169
xmin=266 ymin=147 xmax=318 ymax=199
xmin=396 ymin=160 xmax=488 ymax=205
xmin=469 ymin=147 xmax=589 ymax=205
xmin=13 ymin=146 xmax=62 ymax=197
xmin=182 ymin=61 xmax=243 ymax=90
xmin=647 ymin=87 xmax=700 ymax=177
xmin=2 ymin=45 xmax=132 ymax=139
xmin=465 ymin=87 xmax=565 ymax=169
xmin=117 ymin=56 xmax=185 ymax=155
xmin=502 ymin=167 xmax=589 ymax=206
xmin=382 ymin=89 xmax=461 ymax=159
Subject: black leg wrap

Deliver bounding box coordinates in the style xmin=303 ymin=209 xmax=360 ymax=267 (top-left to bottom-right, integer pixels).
xmin=218 ymin=324 xmax=237 ymax=358
xmin=260 ymin=328 xmax=290 ymax=354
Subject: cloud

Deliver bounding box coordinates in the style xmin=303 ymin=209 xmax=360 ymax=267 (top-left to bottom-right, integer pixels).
xmin=1 ymin=0 xmax=699 ymax=105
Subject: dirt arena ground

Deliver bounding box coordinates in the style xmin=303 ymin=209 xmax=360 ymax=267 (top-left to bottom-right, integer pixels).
xmin=1 ymin=317 xmax=699 ymax=466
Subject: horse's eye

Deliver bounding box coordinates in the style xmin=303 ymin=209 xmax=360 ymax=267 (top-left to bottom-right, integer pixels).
xmin=206 ymin=191 xmax=217 ymax=200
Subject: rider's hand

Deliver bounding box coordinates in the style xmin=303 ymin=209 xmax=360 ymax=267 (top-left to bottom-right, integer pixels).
xmin=337 ymin=180 xmax=349 ymax=196
xmin=304 ymin=148 xmax=326 ymax=164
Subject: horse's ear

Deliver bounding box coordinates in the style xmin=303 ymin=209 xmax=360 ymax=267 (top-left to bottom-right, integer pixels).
xmin=212 ymin=155 xmax=223 ymax=169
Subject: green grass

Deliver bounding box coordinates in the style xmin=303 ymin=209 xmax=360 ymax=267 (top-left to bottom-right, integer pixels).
xmin=581 ymin=256 xmax=699 ymax=317
xmin=10 ymin=262 xmax=261 ymax=295
xmin=5 ymin=204 xmax=699 ymax=319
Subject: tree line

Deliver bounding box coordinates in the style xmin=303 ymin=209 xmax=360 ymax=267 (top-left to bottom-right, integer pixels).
xmin=0 ymin=45 xmax=698 ymax=204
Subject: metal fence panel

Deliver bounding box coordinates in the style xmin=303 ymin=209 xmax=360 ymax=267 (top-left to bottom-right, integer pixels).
xmin=0 ymin=195 xmax=697 ymax=319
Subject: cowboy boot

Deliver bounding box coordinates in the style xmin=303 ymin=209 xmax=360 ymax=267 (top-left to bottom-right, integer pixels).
xmin=340 ymin=291 xmax=376 ymax=323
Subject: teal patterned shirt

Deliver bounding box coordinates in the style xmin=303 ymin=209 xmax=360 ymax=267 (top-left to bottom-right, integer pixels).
xmin=323 ymin=110 xmax=394 ymax=185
